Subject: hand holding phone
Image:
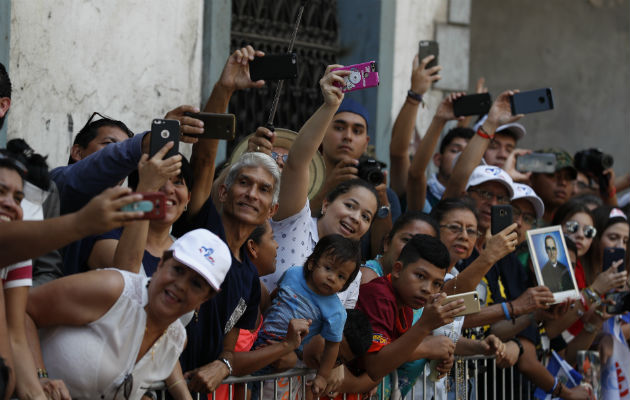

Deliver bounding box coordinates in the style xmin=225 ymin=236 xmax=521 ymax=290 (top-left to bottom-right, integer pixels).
xmin=331 ymin=61 xmax=379 ymax=93
xmin=442 ymin=291 xmax=481 ymax=317
xmin=603 ymin=247 xmax=626 ymax=273
xmin=120 ymin=192 xmax=166 ymax=220
xmin=418 ymin=40 xmax=439 ymax=72
xmin=516 ymin=153 xmax=557 ymax=174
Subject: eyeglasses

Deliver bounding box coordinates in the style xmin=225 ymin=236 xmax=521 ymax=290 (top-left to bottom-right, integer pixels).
xmin=468 ymin=188 xmax=510 ymax=205
xmin=440 ymin=224 xmax=479 ymax=238
xmin=512 ymin=206 xmax=537 ymax=227
xmin=113 ymin=373 xmax=133 ymax=400
xmin=270 ymin=151 xmax=288 ymax=163
xmin=565 ymin=220 xmax=597 ymax=239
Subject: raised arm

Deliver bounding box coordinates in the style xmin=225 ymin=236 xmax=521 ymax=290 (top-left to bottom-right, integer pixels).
xmin=406 ymin=92 xmax=464 ymax=211
xmin=389 ymin=55 xmax=441 ymax=196
xmin=273 ymin=65 xmax=348 ymax=221
xmin=187 ymin=46 xmax=266 ymax=218
xmin=0 ymin=187 xmax=143 ymax=268
xmin=443 ymin=90 xmax=523 ymax=198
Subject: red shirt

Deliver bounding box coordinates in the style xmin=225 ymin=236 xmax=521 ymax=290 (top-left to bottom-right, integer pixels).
xmin=356 ymin=275 xmax=413 ymax=353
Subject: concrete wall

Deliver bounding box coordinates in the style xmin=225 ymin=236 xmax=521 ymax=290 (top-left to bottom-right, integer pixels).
xmin=470 ymin=0 xmax=630 ymax=172
xmin=7 ymin=1 xmax=204 ymax=168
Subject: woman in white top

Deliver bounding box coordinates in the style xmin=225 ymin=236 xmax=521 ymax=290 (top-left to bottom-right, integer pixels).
xmin=261 ymin=66 xmax=378 ymax=308
xmin=27 ymin=229 xmax=231 ymax=400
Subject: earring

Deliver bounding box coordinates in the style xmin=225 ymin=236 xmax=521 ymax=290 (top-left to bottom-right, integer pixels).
xmin=194 ymin=309 xmax=199 ymax=323
xmin=184 ymin=205 xmax=188 ymax=211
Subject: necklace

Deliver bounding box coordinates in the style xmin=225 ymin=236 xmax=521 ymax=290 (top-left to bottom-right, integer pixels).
xmin=145 ymin=326 xmax=167 ymax=362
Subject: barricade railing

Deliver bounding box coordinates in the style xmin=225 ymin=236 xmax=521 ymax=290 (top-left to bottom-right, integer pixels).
xmin=148 ymin=355 xmax=534 ymax=400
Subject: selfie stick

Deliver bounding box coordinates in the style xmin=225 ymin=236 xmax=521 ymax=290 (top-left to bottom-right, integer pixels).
xmin=265 ymin=3 xmax=305 ymax=132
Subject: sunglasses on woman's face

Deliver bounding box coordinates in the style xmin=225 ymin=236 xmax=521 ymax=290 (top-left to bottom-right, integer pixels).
xmin=114 ymin=373 xmax=133 ymax=400
xmin=565 ymin=220 xmax=597 ymax=239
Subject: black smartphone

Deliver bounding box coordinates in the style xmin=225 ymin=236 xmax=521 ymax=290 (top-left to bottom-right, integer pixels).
xmin=516 ymin=153 xmax=557 ymax=174
xmin=491 ymin=205 xmax=513 ymax=235
xmin=249 ymin=53 xmax=298 ymax=81
xmin=150 ymin=119 xmax=180 ymax=159
xmin=510 ymin=88 xmax=554 ymax=115
xmin=183 ymin=112 xmax=236 ymax=140
xmin=603 ymin=247 xmax=626 ymax=273
xmin=453 ymin=93 xmax=492 ymax=117
xmin=418 ymin=40 xmax=439 ymax=71
xmin=606 ymin=291 xmax=630 ymax=315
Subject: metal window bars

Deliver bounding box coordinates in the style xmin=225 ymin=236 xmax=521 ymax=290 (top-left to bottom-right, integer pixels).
xmin=146 ymin=355 xmax=534 ymax=400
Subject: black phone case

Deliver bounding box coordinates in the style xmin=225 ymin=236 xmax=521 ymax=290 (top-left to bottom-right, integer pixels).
xmin=603 ymin=247 xmax=626 ymax=273
xmin=510 ymin=88 xmax=554 ymax=115
xmin=150 ymin=119 xmax=180 ymax=159
xmin=183 ymin=112 xmax=236 ymax=140
xmin=249 ymin=53 xmax=298 ymax=81
xmin=491 ymin=205 xmax=513 ymax=235
xmin=453 ymin=93 xmax=492 ymax=117
xmin=418 ymin=40 xmax=439 ymax=70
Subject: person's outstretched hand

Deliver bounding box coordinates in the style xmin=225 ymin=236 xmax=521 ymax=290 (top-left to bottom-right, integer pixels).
xmin=411 ymin=54 xmax=441 ymax=95
xmin=218 ymin=45 xmax=266 ymax=92
xmin=320 ymin=64 xmax=349 ymax=107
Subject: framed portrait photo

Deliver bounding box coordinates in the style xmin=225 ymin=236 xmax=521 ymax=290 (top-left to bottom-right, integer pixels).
xmin=526 ymin=225 xmax=580 ymax=303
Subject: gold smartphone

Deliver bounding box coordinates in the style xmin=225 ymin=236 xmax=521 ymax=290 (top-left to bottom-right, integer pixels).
xmin=442 ymin=291 xmax=481 ymax=317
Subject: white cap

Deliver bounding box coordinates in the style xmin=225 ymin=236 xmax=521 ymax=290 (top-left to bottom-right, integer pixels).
xmin=466 ymin=165 xmax=515 ymax=198
xmin=474 ymin=115 xmax=526 ymax=140
xmin=169 ymin=229 xmax=231 ymax=291
xmin=511 ymin=183 xmax=544 ymax=219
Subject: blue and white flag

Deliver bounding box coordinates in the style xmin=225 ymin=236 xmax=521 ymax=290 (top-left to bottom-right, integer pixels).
xmin=534 ymin=350 xmax=583 ymax=400
xmin=602 ymin=315 xmax=630 ymax=400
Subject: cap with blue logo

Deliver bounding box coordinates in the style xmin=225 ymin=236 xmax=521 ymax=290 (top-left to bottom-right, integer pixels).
xmin=511 ymin=183 xmax=544 ymax=219
xmin=169 ymin=229 xmax=231 ymax=291
xmin=466 ymin=166 xmax=515 ymax=198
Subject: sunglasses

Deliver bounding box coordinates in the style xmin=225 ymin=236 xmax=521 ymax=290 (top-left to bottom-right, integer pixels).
xmin=113 ymin=373 xmax=133 ymax=400
xmin=270 ymin=151 xmax=288 ymax=163
xmin=80 ymin=112 xmax=133 ymax=138
xmin=565 ymin=220 xmax=597 ymax=239
xmin=0 ymin=152 xmax=28 ymax=176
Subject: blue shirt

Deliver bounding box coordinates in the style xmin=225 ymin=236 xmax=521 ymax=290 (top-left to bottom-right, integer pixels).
xmin=174 ymin=197 xmax=261 ymax=373
xmin=259 ymin=266 xmax=346 ymax=350
xmin=51 ymin=133 xmax=146 ymax=276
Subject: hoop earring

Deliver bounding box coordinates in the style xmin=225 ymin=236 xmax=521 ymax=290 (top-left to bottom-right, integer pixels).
xmin=194 ymin=309 xmax=199 ymax=323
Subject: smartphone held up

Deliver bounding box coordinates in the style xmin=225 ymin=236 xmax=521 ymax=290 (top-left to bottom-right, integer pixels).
xmin=332 ymin=61 xmax=379 ymax=93
xmin=510 ymin=88 xmax=554 ymax=115
xmin=120 ymin=192 xmax=166 ymax=220
xmin=150 ymin=119 xmax=180 ymax=159
xmin=418 ymin=40 xmax=439 ymax=71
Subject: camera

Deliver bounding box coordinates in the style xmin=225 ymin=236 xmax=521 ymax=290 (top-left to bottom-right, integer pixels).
xmin=574 ymin=148 xmax=613 ymax=177
xmin=357 ymin=156 xmax=386 ymax=186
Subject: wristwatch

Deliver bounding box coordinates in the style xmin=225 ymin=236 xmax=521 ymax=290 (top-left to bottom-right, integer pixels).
xmin=219 ymin=358 xmax=233 ymax=375
xmin=376 ymin=205 xmax=391 ymax=219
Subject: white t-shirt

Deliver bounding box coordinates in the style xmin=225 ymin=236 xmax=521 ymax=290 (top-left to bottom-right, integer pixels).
xmin=265 ymin=200 xmax=362 ymax=309
xmin=40 ymin=270 xmax=186 ymax=400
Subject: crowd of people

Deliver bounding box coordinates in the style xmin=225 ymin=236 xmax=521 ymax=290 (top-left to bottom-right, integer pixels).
xmin=0 ymin=42 xmax=629 ymax=400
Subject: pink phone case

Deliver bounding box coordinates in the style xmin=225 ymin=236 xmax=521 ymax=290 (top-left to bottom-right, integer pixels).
xmin=332 ymin=61 xmax=379 ymax=93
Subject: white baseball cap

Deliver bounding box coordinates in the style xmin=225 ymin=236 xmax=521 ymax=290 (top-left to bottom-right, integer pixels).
xmin=474 ymin=115 xmax=527 ymax=140
xmin=466 ymin=165 xmax=515 ymax=198
xmin=169 ymin=229 xmax=231 ymax=291
xmin=511 ymin=183 xmax=544 ymax=219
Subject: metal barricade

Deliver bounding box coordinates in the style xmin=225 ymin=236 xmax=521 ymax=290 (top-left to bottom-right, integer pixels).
xmin=149 ymin=355 xmax=534 ymax=400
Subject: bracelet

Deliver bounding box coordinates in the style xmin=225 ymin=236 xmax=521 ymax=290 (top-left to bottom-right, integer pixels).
xmin=608 ymin=186 xmax=617 ymax=198
xmin=407 ymin=89 xmax=423 ymax=103
xmin=219 ymin=357 xmax=233 ymax=376
xmin=168 ymin=379 xmax=186 ymax=390
xmin=476 ymin=126 xmax=493 ymax=140
xmin=508 ymin=302 xmax=516 ymax=325
xmin=37 ymin=368 xmax=48 ymax=379
xmin=552 ymin=379 xmax=564 ymax=397
xmin=508 ymin=337 xmax=524 ymax=359
xmin=501 ymin=302 xmax=511 ymax=321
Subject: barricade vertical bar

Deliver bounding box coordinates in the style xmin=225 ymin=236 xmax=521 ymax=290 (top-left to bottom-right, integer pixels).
xmin=228 ymin=384 xmax=233 ymax=399
xmin=212 ymin=390 xmax=216 ymax=400
xmin=510 ymin=365 xmax=514 ymax=400
xmin=274 ymin=378 xmax=278 ymax=400
xmin=380 ymin=379 xmax=385 ymax=400
xmin=484 ymin=358 xmax=488 ymax=400
xmin=423 ymin=364 xmax=428 ymax=400
xmin=302 ymin=375 xmax=306 ymax=399
xmin=465 ymin=359 xmax=469 ymax=399
xmin=518 ymin=370 xmax=522 ymax=400
xmin=259 ymin=379 xmax=264 ymax=400
xmin=492 ymin=358 xmax=496 ymax=400
xmin=502 ymin=365 xmax=505 ymax=399
xmin=196 ymin=393 xmax=201 ymax=400
xmin=289 ymin=376 xmax=293 ymax=399
xmin=243 ymin=383 xmax=248 ymax=400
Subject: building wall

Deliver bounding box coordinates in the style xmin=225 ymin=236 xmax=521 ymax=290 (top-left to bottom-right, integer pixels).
xmin=470 ymin=0 xmax=630 ymax=172
xmin=6 ymin=1 xmax=204 ymax=167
